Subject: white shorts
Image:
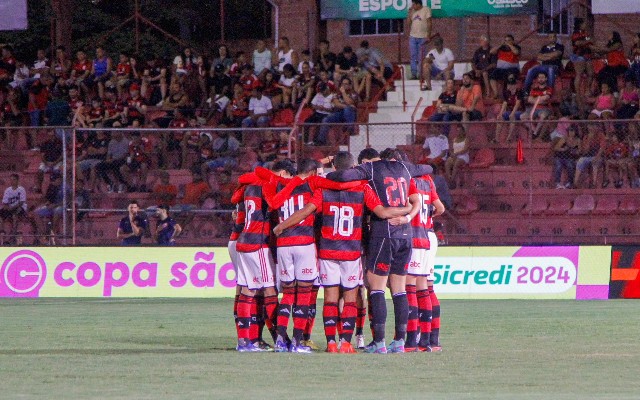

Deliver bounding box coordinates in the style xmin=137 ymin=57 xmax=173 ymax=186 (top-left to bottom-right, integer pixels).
xmin=319 ymin=258 xmax=362 ymax=289
xmin=425 ymin=231 xmax=438 ymax=280
xmin=228 ymin=240 xmax=240 ymax=274
xmin=238 ymin=248 xmax=276 ymax=290
xmin=276 ymin=244 xmax=318 ymax=284
xmin=408 ymin=248 xmax=429 ymax=276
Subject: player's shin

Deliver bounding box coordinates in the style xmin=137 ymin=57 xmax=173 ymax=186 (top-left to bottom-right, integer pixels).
xmin=340 ymin=302 xmax=358 ymax=343
xmin=323 ymin=301 xmax=339 ymax=343
xmin=304 ymin=285 xmax=320 ymax=341
xmin=392 ymin=291 xmax=409 ymax=342
xmin=292 ymin=284 xmax=312 ymax=342
xmin=429 ymin=286 xmax=441 ymax=346
xmin=276 ymin=285 xmax=296 ymax=339
xmin=369 ymin=290 xmax=387 ymax=343
xmin=417 ymin=289 xmax=432 ymax=348
xmin=405 ymin=284 xmax=419 ymax=348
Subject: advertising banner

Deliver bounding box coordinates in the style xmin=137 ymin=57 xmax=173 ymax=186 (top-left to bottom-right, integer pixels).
xmin=609 ymin=246 xmax=640 ymax=299
xmin=0 ymin=0 xmax=28 ymax=30
xmin=0 ymin=246 xmax=610 ymax=299
xmin=591 ymin=0 xmax=640 ymax=15
xmin=321 ymin=0 xmax=538 ymax=20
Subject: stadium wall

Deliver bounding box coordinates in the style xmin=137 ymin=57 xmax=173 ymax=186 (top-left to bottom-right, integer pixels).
xmin=0 ymin=246 xmax=613 ymax=299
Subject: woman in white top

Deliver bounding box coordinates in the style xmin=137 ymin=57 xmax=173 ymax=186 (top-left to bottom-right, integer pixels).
xmin=445 ymin=129 xmax=470 ymax=188
xmin=277 ymin=64 xmax=297 ymax=107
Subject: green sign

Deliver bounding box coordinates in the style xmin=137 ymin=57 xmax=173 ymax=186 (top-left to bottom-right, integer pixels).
xmin=320 ymin=0 xmax=539 ymax=20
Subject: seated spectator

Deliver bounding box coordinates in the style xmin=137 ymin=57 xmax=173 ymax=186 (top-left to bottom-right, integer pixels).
xmin=151 ymin=171 xmax=178 ymax=207
xmin=293 ymin=61 xmax=316 ymax=105
xmin=0 ymin=45 xmax=17 ymax=86
xmin=238 ymin=64 xmax=261 ymax=97
xmin=34 ymin=172 xmax=63 ymax=238
xmin=96 ymin=130 xmax=130 ymax=193
xmin=229 ymin=51 xmax=248 ymax=80
xmin=304 ymin=82 xmax=334 ymax=143
xmin=261 ymin=70 xmax=282 ymax=108
xmin=627 ymin=132 xmax=640 ymax=187
xmin=28 ymin=73 xmax=53 ymax=131
xmin=35 ymin=130 xmax=63 ymax=193
xmin=316 ymin=40 xmax=337 ymax=76
xmin=201 ymin=131 xmax=240 ymax=175
xmin=212 ymin=44 xmax=234 ymax=74
xmin=223 ymin=83 xmax=249 ymax=127
xmin=625 ymin=33 xmax=640 ymax=85
xmin=315 ymin=77 xmax=358 ymax=146
xmin=13 ymin=59 xmax=32 ymax=93
xmin=552 ymin=125 xmax=580 ymax=189
xmin=421 ymin=129 xmax=449 ymax=166
xmin=430 ymin=164 xmax=452 ymax=210
xmin=602 ymin=131 xmax=630 ymax=188
xmin=334 ymin=46 xmax=358 ymax=85
xmin=172 ymin=47 xmax=197 ymax=78
xmin=88 ymin=46 xmax=113 ymax=99
xmin=573 ymin=126 xmax=604 ymax=188
xmin=445 ymin=73 xmax=485 ymax=126
xmin=76 ymin=130 xmax=109 ymax=192
xmin=156 ymin=82 xmax=189 ymax=127
xmin=257 ymin=130 xmax=280 ymax=165
xmin=495 ymin=72 xmax=525 ymax=143
xmin=102 ymin=88 xmax=126 ymax=127
xmin=427 ymin=78 xmax=457 ymax=136
xmin=472 ymin=35 xmax=498 ymax=98
xmin=421 ymin=36 xmax=454 ymax=91
xmin=489 ymin=34 xmax=521 ymax=99
xmin=558 ymin=88 xmax=579 ymax=119
xmin=0 ymin=87 xmax=22 ymax=148
xmin=1 ymin=174 xmax=35 ymax=243
xmin=176 ymin=172 xmax=212 ymax=230
xmin=588 ymin=82 xmax=616 ymax=120
xmin=120 ymin=132 xmax=152 ymax=192
xmin=160 ymin=107 xmax=191 ymax=169
xmin=298 ymin=49 xmax=314 ymax=74
xmin=141 ymin=55 xmax=168 ymax=102
xmin=84 ymin=97 xmax=105 ymax=127
xmin=50 ymin=45 xmax=71 ymax=86
xmin=111 ymin=52 xmax=135 ymax=98
xmin=253 ymin=39 xmax=272 ymax=78
xmin=617 ymin=78 xmax=639 ymax=119
xmin=277 ymin=63 xmax=297 ymax=107
xmin=44 ymin=87 xmax=71 ymax=141
xmin=444 ymin=129 xmax=469 ymax=189
xmin=124 ymin=83 xmax=147 ymax=126
xmin=215 ymin=171 xmax=237 ymax=209
xmin=523 ymin=71 xmax=553 ymax=136
xmin=596 ymin=31 xmax=629 ymax=92
xmin=524 ymin=33 xmax=564 ymax=91
xmin=241 ymin=86 xmax=273 ymax=129
xmin=357 ymin=40 xmax=393 ymax=98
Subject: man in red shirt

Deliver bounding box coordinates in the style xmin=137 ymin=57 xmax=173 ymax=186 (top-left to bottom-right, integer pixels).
xmin=489 ymin=34 xmax=521 ymax=99
xmin=525 ymin=71 xmax=553 ymax=136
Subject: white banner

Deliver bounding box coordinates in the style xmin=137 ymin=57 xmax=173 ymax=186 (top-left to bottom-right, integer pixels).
xmin=591 ymin=0 xmax=640 ymax=14
xmin=0 ymin=0 xmax=28 ymax=31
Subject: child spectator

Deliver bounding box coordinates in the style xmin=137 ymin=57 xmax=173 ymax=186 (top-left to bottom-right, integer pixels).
xmin=588 ymin=82 xmax=616 ymax=120
xmin=261 ymin=70 xmax=282 ymax=108
xmin=277 ymin=63 xmax=297 ymax=108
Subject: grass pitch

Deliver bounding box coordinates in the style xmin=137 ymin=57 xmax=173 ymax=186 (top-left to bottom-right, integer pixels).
xmin=1 ymin=299 xmax=639 ymax=400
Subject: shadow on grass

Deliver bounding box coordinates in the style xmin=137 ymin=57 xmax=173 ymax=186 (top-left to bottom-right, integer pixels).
xmin=0 ymin=347 xmax=236 ymax=355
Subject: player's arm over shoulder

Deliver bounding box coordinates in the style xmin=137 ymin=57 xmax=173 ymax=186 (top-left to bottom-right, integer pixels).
xmin=325 ymin=165 xmax=369 ymax=182
xmin=364 ymin=184 xmax=411 ymax=219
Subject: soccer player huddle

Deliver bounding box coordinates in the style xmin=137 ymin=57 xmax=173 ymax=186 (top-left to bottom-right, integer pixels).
xmin=228 ymin=147 xmax=445 ymax=353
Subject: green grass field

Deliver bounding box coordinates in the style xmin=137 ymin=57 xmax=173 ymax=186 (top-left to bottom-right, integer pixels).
xmin=1 ymin=299 xmax=639 ymax=399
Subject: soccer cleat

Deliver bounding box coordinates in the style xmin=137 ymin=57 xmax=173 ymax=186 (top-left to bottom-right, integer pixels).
xmin=339 ymin=341 xmax=356 ymax=354
xmin=325 ymin=341 xmax=338 ymax=353
xmin=355 ymin=334 xmax=366 ymax=349
xmin=289 ymin=339 xmax=312 ymax=354
xmin=274 ymin=336 xmax=289 ymax=353
xmin=237 ymin=340 xmax=262 ymax=352
xmin=429 ymin=345 xmax=443 ymax=352
xmin=387 ymin=339 xmax=405 ymax=353
xmin=404 ymin=346 xmax=419 ymax=353
xmin=258 ymin=340 xmax=274 ymax=352
xmin=301 ymin=339 xmax=319 ymax=351
xmin=418 ymin=345 xmax=432 ymax=352
xmin=364 ymin=341 xmax=387 ymax=354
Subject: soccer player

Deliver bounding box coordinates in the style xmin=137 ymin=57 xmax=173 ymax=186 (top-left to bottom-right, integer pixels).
xmin=154 ymin=205 xmax=182 ymax=245
xmin=401 ymin=171 xmax=444 ymax=351
xmin=116 ymin=200 xmax=148 ymax=245
xmin=233 ymin=161 xmax=295 ymax=352
xmin=327 ymin=148 xmax=432 ymax=353
xmin=273 ymin=151 xmax=412 ymax=353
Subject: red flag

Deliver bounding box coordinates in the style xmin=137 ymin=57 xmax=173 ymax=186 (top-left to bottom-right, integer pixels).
xmin=516 ymin=138 xmax=524 ymax=164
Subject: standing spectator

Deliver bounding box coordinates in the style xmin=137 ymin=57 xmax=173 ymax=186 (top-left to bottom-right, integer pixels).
xmin=212 ymin=44 xmax=234 ymax=73
xmin=28 ymin=73 xmax=52 ymax=129
xmin=316 ymin=77 xmax=358 ymax=145
xmin=570 ymin=19 xmax=594 ymax=100
xmin=407 ymin=0 xmax=432 ymax=80
xmin=1 ymin=87 xmax=22 ymax=148
xmin=596 ymin=31 xmax=629 ymax=92
xmin=154 ymin=205 xmax=182 ymax=245
xmin=242 ymin=86 xmax=273 ymax=128
xmin=524 ymin=33 xmax=564 ymax=92
xmin=444 ymin=129 xmax=469 ymax=189
xmin=625 ymin=33 xmax=640 ymax=85
xmin=472 ymin=35 xmax=498 ymax=98
xmin=421 ymin=36 xmax=454 ymax=91
xmin=89 ymin=47 xmax=113 ymax=99
xmin=35 ymin=130 xmax=63 ymax=193
xmin=117 ymin=200 xmax=148 ymax=245
xmin=316 ymin=40 xmax=337 ymax=76
xmin=253 ymin=39 xmax=272 ymax=78
xmin=0 ymin=174 xmax=29 ymax=241
xmin=276 ymin=37 xmax=299 ymax=75
xmin=208 ymin=63 xmax=232 ymax=114
xmin=96 ymin=130 xmax=130 ymax=193
xmin=589 ymin=82 xmax=616 ymax=120
xmin=120 ymin=132 xmax=152 ymax=192
xmin=489 ymin=34 xmax=521 ymax=100
xmin=427 ymin=78 xmax=458 ymax=136
xmin=151 ymin=171 xmax=178 ymax=207
xmin=44 ymin=87 xmax=71 ymax=139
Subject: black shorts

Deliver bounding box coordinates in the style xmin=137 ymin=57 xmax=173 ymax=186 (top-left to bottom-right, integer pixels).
xmin=365 ymin=237 xmax=412 ymax=277
xmin=0 ymin=208 xmax=26 ymax=220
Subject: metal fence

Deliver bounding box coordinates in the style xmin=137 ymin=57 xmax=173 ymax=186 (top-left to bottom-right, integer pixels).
xmin=2 ymin=118 xmax=640 ymax=246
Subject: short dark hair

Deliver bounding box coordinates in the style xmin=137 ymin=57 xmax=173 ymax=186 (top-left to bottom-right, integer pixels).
xmin=412 ymin=0 xmax=422 ymax=5
xmin=505 ymin=34 xmax=515 ymax=40
xmin=360 ymin=40 xmax=369 ymax=49
xmin=380 ymin=147 xmax=403 ymax=161
xmin=128 ymin=200 xmax=139 ymax=206
xmin=157 ymin=204 xmax=170 ymax=212
xmin=343 ymin=46 xmax=353 ymax=54
xmin=297 ymin=158 xmax=321 ymax=175
xmin=358 ymin=148 xmax=379 ymax=164
xmin=333 ymin=151 xmax=354 ymax=171
xmin=272 ymin=159 xmax=296 ymax=177
xmin=301 ymin=49 xmax=311 ymax=56
xmin=10 ymin=173 xmax=19 ymax=180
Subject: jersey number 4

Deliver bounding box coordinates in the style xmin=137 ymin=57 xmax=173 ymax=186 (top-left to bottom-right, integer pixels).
xmin=329 ymin=205 xmax=355 ymax=237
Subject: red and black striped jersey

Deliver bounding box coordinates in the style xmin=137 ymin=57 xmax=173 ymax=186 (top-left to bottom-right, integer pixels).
xmin=410 ymin=175 xmax=439 ymax=249
xmin=236 ymin=183 xmax=271 ymax=253
xmin=310 ymin=184 xmax=382 ymax=261
xmin=276 ymin=180 xmax=315 ymax=247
